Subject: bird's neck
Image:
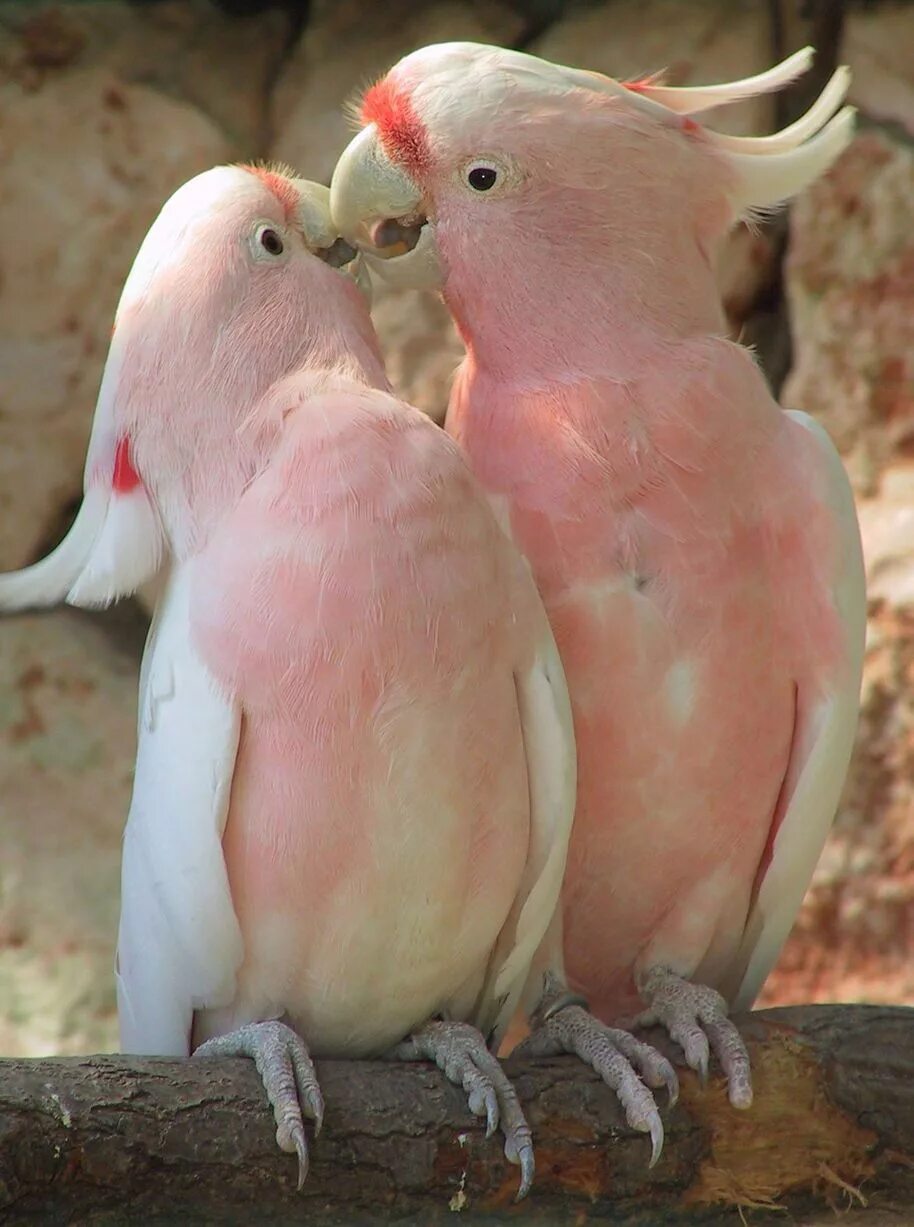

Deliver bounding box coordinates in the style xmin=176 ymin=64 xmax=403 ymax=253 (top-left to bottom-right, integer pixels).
xmin=444 ymin=239 xmax=728 ymax=387
xmin=449 ymin=306 xmax=780 ymax=531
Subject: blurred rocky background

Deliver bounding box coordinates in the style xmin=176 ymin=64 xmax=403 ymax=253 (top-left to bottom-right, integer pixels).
xmin=0 ymin=0 xmax=912 ymax=1055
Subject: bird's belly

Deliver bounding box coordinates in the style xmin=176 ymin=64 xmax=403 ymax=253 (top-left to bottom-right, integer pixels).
xmin=553 ymin=586 xmax=795 ymax=1019
xmin=204 ymin=698 xmax=530 ymax=1057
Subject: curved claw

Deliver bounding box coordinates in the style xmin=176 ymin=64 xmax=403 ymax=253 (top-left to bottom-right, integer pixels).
xmin=515 ymin=1142 xmax=535 ymax=1201
xmin=306 ymin=1088 xmax=324 ymax=1138
xmin=696 ymin=1049 xmax=709 ymax=1088
xmin=664 ymin=1064 xmax=680 ymax=1108
xmin=484 ymin=1086 xmax=499 ymax=1139
xmin=290 ymin=1124 xmax=309 ymax=1191
xmin=648 ymin=1116 xmax=664 ymax=1169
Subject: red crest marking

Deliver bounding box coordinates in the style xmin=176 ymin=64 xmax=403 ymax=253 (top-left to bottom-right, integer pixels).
xmin=360 ymin=76 xmax=430 ymax=176
xmin=242 ymin=165 xmax=298 ymax=221
xmin=112 ymin=436 xmax=142 ymax=494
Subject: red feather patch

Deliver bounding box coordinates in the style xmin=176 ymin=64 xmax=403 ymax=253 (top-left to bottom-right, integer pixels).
xmin=242 ymin=165 xmax=298 ymax=221
xmin=360 ymin=76 xmax=430 ymax=176
xmin=112 ymin=436 xmax=142 ymax=494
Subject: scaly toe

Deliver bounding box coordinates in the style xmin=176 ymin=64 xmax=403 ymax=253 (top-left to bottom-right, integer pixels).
xmin=606 ymin=1027 xmax=680 ymax=1106
xmin=666 ymin=1019 xmax=710 ymax=1084
xmin=388 ymin=1019 xmax=535 ymax=1200
xmin=193 ymin=1020 xmax=321 ymax=1190
xmin=702 ymin=1014 xmax=753 ymax=1108
xmin=528 ymin=1005 xmax=668 ymax=1169
xmin=500 ymin=1108 xmax=535 ymax=1201
xmin=639 ymin=967 xmax=753 ymax=1106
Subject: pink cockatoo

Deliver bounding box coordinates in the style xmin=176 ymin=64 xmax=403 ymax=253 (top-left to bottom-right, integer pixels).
xmin=330 ymin=45 xmax=867 ymax=1106
xmin=0 ymin=164 xmax=678 ymax=1189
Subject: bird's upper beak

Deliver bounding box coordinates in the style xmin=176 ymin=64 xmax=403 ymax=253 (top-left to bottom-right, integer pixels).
xmin=330 ymin=126 xmax=444 ymax=292
xmin=293 ymin=178 xmax=373 ymax=303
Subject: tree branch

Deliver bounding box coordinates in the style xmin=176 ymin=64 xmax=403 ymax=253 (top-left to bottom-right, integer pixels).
xmin=1 ymin=1006 xmax=913 ymax=1224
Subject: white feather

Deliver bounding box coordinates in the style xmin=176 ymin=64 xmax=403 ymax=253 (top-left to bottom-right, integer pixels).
xmin=484 ymin=609 xmax=577 ymax=1044
xmin=66 ymin=485 xmax=164 ymax=608
xmin=116 ymin=564 xmax=243 ymax=1056
xmin=0 ymin=307 xmax=164 ymax=612
xmin=0 ymin=488 xmax=107 ymax=610
xmin=707 ymin=67 xmax=850 ymax=155
xmin=636 ymin=47 xmax=815 ymax=113
xmin=727 ymin=106 xmax=856 ymax=212
xmin=727 ymin=411 xmax=866 ymax=1011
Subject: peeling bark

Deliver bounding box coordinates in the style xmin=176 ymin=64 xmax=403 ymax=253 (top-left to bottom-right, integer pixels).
xmin=0 ymin=1006 xmax=913 ymax=1223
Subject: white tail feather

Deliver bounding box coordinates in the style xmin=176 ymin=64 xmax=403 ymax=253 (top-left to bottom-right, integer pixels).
xmin=708 ymin=67 xmax=851 ymax=155
xmin=67 ymin=486 xmax=164 ymax=609
xmin=0 ymin=482 xmax=164 ymax=613
xmin=728 ymin=105 xmax=855 ymax=210
xmin=636 ymin=47 xmax=815 ymax=113
xmin=0 ymin=489 xmax=106 ymax=611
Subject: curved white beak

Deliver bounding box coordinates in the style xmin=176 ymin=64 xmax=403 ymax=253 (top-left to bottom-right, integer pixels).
xmin=293 ymin=178 xmax=373 ymax=303
xmin=330 ymin=126 xmax=444 ymax=292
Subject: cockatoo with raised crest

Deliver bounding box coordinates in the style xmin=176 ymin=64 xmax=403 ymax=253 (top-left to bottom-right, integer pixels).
xmin=330 ymin=44 xmax=866 ymax=1108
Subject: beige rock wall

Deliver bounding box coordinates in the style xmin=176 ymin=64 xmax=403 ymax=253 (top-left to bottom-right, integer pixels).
xmin=0 ymin=607 xmax=142 ymax=1055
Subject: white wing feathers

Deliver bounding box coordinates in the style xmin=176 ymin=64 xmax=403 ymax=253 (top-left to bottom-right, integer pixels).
xmin=0 ymin=320 xmax=164 ymax=613
xmin=0 ymin=489 xmax=106 ymax=610
xmin=116 ymin=565 xmax=243 ymax=1056
xmin=483 ymin=611 xmax=577 ymax=1045
xmin=728 ymin=411 xmax=866 ymax=1011
xmin=0 ymin=479 xmax=164 ymax=612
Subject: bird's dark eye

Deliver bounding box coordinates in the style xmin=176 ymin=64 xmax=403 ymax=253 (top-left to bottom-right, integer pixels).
xmin=259 ymin=228 xmax=284 ymax=255
xmin=468 ymin=166 xmax=498 ymax=192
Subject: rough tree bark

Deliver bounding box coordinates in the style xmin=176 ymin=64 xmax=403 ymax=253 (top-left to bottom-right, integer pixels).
xmin=1 ymin=1005 xmax=913 ymax=1224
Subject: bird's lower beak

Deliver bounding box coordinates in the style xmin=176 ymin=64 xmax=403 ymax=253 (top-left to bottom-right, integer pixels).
xmin=291 ymin=178 xmax=374 ymax=302
xmin=313 ymin=237 xmax=373 ymax=304
xmin=330 ymin=126 xmax=444 ymax=292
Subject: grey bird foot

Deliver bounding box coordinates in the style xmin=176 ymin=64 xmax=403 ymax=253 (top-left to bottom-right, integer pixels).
xmin=636 ymin=966 xmax=752 ymax=1109
xmin=515 ymin=982 xmax=678 ymax=1168
xmin=388 ymin=1019 xmax=535 ymax=1201
xmin=194 ymin=1020 xmax=324 ymax=1188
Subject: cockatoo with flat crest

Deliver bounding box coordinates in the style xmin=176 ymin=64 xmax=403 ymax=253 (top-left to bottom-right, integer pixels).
xmin=330 ymin=44 xmax=866 ymax=1108
xmin=0 ymin=164 xmax=621 ymax=1192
